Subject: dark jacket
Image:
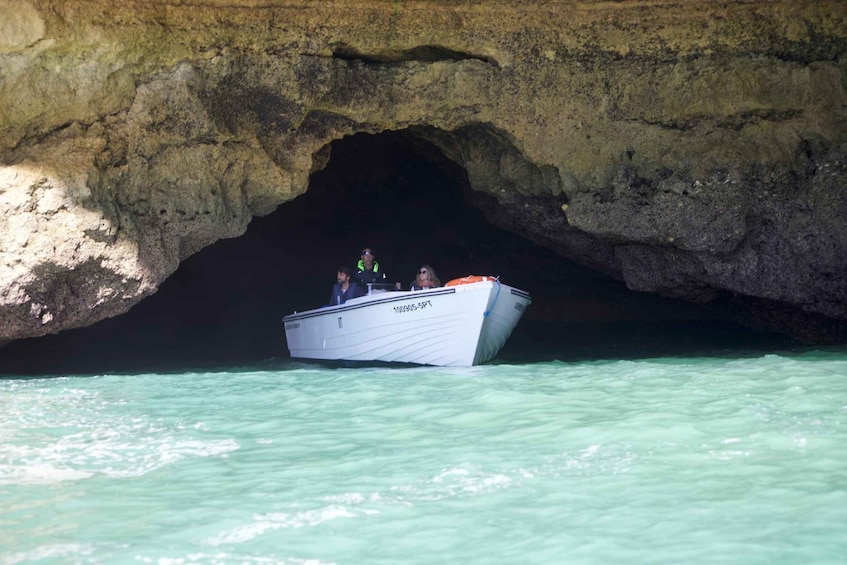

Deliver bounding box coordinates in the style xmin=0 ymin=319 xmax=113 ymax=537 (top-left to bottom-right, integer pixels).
xmin=328 ymin=282 xmax=364 ymax=306
xmin=355 ymin=260 xmax=388 ymax=286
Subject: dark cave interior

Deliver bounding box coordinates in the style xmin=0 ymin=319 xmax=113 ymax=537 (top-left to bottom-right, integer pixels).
xmin=0 ymin=130 xmax=800 ymax=375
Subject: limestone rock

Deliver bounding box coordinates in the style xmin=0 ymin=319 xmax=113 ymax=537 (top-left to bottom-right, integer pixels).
xmin=1 ymin=0 xmax=846 ymax=343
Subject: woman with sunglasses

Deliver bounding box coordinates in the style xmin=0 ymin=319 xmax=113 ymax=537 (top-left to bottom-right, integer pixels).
xmin=410 ymin=265 xmax=441 ymax=291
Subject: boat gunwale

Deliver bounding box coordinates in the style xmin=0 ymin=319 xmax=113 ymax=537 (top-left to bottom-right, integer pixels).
xmin=510 ymin=287 xmax=531 ymax=300
xmin=282 ymin=287 xmax=459 ymax=322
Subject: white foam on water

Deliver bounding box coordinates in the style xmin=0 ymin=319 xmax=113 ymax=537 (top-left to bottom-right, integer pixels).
xmin=147 ymin=551 xmax=332 ymax=565
xmin=3 ymin=543 xmax=97 ymax=564
xmin=205 ymin=506 xmax=359 ymax=546
xmin=0 ymin=463 xmax=93 ymax=485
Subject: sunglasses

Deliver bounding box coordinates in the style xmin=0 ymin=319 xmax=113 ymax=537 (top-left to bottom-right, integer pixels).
xmin=361 ymin=251 xmax=373 ymax=256
xmin=418 ymin=269 xmax=428 ymax=274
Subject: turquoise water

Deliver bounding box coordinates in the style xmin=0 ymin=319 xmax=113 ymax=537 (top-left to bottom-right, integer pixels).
xmin=2 ymin=352 xmax=847 ymax=564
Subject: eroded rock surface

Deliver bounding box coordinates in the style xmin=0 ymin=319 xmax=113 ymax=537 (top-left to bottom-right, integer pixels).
xmin=1 ymin=0 xmax=846 ymax=343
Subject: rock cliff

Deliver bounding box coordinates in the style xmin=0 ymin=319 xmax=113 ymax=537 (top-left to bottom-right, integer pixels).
xmin=1 ymin=0 xmax=846 ymax=344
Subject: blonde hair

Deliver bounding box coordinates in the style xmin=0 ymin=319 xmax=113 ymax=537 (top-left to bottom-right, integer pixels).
xmin=417 ymin=265 xmax=441 ymax=287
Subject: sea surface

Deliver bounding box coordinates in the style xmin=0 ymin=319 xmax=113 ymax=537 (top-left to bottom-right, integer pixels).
xmin=2 ymin=348 xmax=847 ymax=564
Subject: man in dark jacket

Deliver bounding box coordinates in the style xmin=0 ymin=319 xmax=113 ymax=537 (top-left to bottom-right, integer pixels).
xmin=355 ymin=248 xmax=387 ymax=285
xmin=355 ymin=248 xmax=400 ymax=290
xmin=328 ymin=266 xmax=363 ymax=305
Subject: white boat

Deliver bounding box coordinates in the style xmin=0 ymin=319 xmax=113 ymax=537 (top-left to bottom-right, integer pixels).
xmin=283 ymin=276 xmax=532 ymax=366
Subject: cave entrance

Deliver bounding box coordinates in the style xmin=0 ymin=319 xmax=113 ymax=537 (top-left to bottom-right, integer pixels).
xmin=0 ymin=129 xmax=796 ymax=374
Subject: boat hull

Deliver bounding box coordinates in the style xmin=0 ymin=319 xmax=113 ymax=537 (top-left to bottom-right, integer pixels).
xmin=283 ymin=280 xmax=531 ymax=366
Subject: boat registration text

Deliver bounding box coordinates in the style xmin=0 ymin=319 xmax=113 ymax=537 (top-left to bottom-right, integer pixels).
xmin=393 ymin=300 xmax=433 ymax=314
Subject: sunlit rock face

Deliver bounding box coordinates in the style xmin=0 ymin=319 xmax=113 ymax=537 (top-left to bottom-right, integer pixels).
xmin=1 ymin=0 xmax=846 ymax=343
